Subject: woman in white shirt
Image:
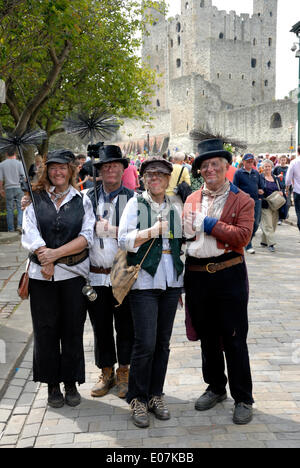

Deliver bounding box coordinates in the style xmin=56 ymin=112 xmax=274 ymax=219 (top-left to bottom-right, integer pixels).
xmin=22 ymin=150 xmax=95 ymax=409
xmin=118 ymin=156 xmax=184 ymax=428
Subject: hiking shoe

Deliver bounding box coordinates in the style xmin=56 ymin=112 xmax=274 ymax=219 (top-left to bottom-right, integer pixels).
xmin=116 ymin=367 xmax=129 ymax=399
xmin=195 ymin=390 xmax=227 ymax=411
xmin=130 ymin=398 xmax=149 ymax=428
xmin=48 ymin=384 xmax=64 ymax=408
xmin=233 ymin=403 xmax=253 ymax=425
xmin=91 ymin=367 xmax=116 ymax=397
xmin=64 ymin=383 xmax=81 ymax=407
xmin=268 ymin=245 xmax=275 ymax=253
xmin=149 ymin=395 xmax=170 ymax=420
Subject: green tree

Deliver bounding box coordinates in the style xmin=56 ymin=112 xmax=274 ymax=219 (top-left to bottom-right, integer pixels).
xmin=0 ymin=0 xmax=166 ymax=157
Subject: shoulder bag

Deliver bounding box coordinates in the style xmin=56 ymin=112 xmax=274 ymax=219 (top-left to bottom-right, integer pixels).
xmin=111 ymin=238 xmax=156 ymax=307
xmin=174 ymin=167 xmax=192 ymax=203
xmin=265 ymin=177 xmax=286 ymax=211
xmin=17 ymin=260 xmax=31 ymax=300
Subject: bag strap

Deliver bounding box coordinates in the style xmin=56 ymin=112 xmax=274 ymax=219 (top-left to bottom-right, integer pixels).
xmin=274 ymin=176 xmax=281 ymax=192
xmin=139 ymin=238 xmax=156 ymax=268
xmin=176 ymin=167 xmax=185 ymax=186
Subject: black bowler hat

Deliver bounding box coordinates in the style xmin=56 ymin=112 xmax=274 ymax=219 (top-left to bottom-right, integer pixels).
xmin=93 ymin=145 xmax=128 ymax=169
xmin=46 ymin=149 xmax=75 ymax=165
xmin=195 ymin=139 xmax=232 ymax=169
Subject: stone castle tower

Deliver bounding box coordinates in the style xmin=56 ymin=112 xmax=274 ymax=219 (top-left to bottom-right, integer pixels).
xmin=115 ymin=0 xmax=296 ymax=155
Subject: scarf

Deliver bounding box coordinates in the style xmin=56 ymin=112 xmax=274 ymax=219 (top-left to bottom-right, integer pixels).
xmin=142 ymin=190 xmax=172 ymax=218
xmin=201 ymin=180 xmax=230 ymax=217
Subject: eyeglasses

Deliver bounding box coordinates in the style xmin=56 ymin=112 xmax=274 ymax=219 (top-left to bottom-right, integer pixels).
xmin=144 ymin=172 xmax=167 ymax=180
xmin=200 ymin=160 xmax=224 ymax=172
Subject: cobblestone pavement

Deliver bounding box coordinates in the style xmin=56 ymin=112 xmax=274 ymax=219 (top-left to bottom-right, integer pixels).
xmin=0 ymin=220 xmax=300 ymax=448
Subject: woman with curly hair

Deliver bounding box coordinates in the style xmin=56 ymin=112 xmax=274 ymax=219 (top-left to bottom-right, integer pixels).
xmin=22 ymin=149 xmax=95 ymax=408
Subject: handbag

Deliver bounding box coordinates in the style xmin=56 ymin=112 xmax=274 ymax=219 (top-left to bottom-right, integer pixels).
xmin=111 ymin=238 xmax=156 ymax=307
xmin=174 ymin=167 xmax=192 ymax=203
xmin=265 ymin=177 xmax=286 ymax=211
xmin=17 ymin=261 xmax=31 ymax=300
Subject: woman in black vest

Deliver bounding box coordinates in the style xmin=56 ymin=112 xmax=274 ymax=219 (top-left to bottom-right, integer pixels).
xmin=118 ymin=156 xmax=184 ymax=428
xmin=22 ymin=150 xmax=95 ymax=408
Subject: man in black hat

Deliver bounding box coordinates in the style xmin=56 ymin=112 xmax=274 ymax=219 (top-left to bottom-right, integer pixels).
xmin=183 ymin=139 xmax=255 ymax=425
xmin=86 ymin=145 xmax=135 ymax=400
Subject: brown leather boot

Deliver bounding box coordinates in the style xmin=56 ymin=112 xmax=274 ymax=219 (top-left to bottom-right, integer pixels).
xmin=91 ymin=367 xmax=116 ymax=397
xmin=116 ymin=367 xmax=129 ymax=399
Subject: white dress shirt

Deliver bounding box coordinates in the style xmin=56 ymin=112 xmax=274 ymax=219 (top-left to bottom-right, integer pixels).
xmin=286 ymin=157 xmax=300 ymax=194
xmin=118 ymin=197 xmax=183 ymax=290
xmin=22 ymin=186 xmax=95 ymax=281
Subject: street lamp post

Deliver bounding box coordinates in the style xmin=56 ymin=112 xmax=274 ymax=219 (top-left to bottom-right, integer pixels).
xmin=291 ymin=22 xmax=300 ymax=148
xmin=145 ymin=121 xmax=151 ymax=156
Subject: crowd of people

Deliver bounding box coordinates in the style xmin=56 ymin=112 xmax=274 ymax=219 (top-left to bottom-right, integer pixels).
xmin=0 ymin=139 xmax=300 ymax=431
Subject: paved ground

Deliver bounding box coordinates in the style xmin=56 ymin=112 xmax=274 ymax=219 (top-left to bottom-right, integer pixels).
xmin=0 ymin=211 xmax=300 ymax=449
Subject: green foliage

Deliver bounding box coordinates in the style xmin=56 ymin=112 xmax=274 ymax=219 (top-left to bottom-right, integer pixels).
xmin=0 ymin=0 xmax=166 ymax=147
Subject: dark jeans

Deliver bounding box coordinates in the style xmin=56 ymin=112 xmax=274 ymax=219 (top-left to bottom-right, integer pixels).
xmin=88 ymin=286 xmax=134 ymax=369
xmin=5 ymin=187 xmax=23 ymax=231
xmin=294 ymin=192 xmax=300 ymax=232
xmin=185 ymin=255 xmax=254 ymax=405
xmin=246 ymin=199 xmax=262 ymax=249
xmin=126 ymin=287 xmax=182 ymax=404
xmin=29 ymin=277 xmax=87 ymax=384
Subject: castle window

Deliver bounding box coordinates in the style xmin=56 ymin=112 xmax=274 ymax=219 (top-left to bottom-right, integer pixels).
xmin=219 ymin=32 xmax=224 ymax=39
xmin=265 ymin=80 xmax=268 ymax=87
xmin=251 ymin=58 xmax=257 ymax=68
xmin=176 ymin=58 xmax=181 ymax=68
xmin=234 ymin=36 xmax=237 ymax=42
xmin=252 ymin=81 xmax=256 ymax=87
xmin=242 ymin=74 xmax=245 ymax=80
xmin=156 ymin=45 xmax=159 ymax=52
xmin=171 ymin=39 xmax=174 ymax=48
xmin=185 ymin=2 xmax=189 ymax=9
xmin=202 ymin=90 xmax=205 ymax=95
xmin=229 ymin=73 xmax=232 ymax=79
xmin=176 ymin=22 xmax=181 ymax=33
xmin=157 ymin=99 xmax=160 ymax=107
xmin=268 ymin=38 xmax=272 ymax=47
xmin=178 ymin=36 xmax=181 ymax=46
xmin=253 ymin=38 xmax=256 ymax=46
xmin=217 ymin=73 xmax=220 ymax=79
xmin=267 ymin=61 xmax=271 ymax=69
xmin=270 ymin=11 xmax=273 ymax=17
xmin=200 ymin=0 xmax=205 ymax=7
xmin=270 ymin=113 xmax=282 ymax=129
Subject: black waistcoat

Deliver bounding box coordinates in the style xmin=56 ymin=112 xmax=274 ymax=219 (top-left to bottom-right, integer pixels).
xmin=33 ymin=190 xmax=85 ymax=248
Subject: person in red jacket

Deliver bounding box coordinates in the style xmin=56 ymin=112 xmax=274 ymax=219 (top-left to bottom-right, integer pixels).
xmin=183 ymin=138 xmax=255 ymax=425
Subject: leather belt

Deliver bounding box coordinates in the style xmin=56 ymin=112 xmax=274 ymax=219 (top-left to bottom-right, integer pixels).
xmin=30 ymin=249 xmax=89 ymax=267
xmin=56 ymin=249 xmax=89 ymax=266
xmin=162 ymin=250 xmax=172 ymax=254
xmin=90 ymin=266 xmax=111 ymax=275
xmin=187 ymin=256 xmax=243 ymax=274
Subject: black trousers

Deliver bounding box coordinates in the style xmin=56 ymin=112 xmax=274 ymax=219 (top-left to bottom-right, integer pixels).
xmin=184 ymin=254 xmax=254 ymax=405
xmin=126 ymin=288 xmax=182 ymax=404
xmin=87 ymin=286 xmax=134 ymax=369
xmin=29 ymin=277 xmax=87 ymax=385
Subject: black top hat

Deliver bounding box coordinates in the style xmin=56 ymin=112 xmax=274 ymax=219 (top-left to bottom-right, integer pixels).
xmin=93 ymin=145 xmax=128 ymax=169
xmin=46 ymin=149 xmax=75 ymax=165
xmin=195 ymin=139 xmax=232 ymax=168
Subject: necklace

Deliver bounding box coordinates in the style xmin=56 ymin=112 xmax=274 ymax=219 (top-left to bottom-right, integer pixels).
xmin=51 ymin=186 xmax=70 ymax=203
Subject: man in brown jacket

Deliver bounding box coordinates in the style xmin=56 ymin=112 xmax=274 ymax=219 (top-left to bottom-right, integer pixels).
xmin=183 ymin=139 xmax=255 ymax=425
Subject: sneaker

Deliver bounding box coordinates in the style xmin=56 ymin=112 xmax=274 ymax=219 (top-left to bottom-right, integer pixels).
xmin=149 ymin=395 xmax=170 ymax=420
xmin=233 ymin=403 xmax=253 ymax=425
xmin=277 ymin=220 xmax=282 ymax=225
xmin=116 ymin=367 xmax=129 ymax=399
xmin=48 ymin=384 xmax=64 ymax=408
xmin=64 ymin=383 xmax=81 ymax=407
xmin=195 ymin=390 xmax=227 ymax=411
xmin=91 ymin=367 xmax=116 ymax=397
xmin=130 ymin=398 xmax=150 ymax=428
xmin=268 ymin=245 xmax=275 ymax=253
xmin=246 ymin=247 xmax=255 ymax=254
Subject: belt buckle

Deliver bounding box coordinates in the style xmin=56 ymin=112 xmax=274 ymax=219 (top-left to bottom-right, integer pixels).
xmin=206 ymin=262 xmax=217 ymax=274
